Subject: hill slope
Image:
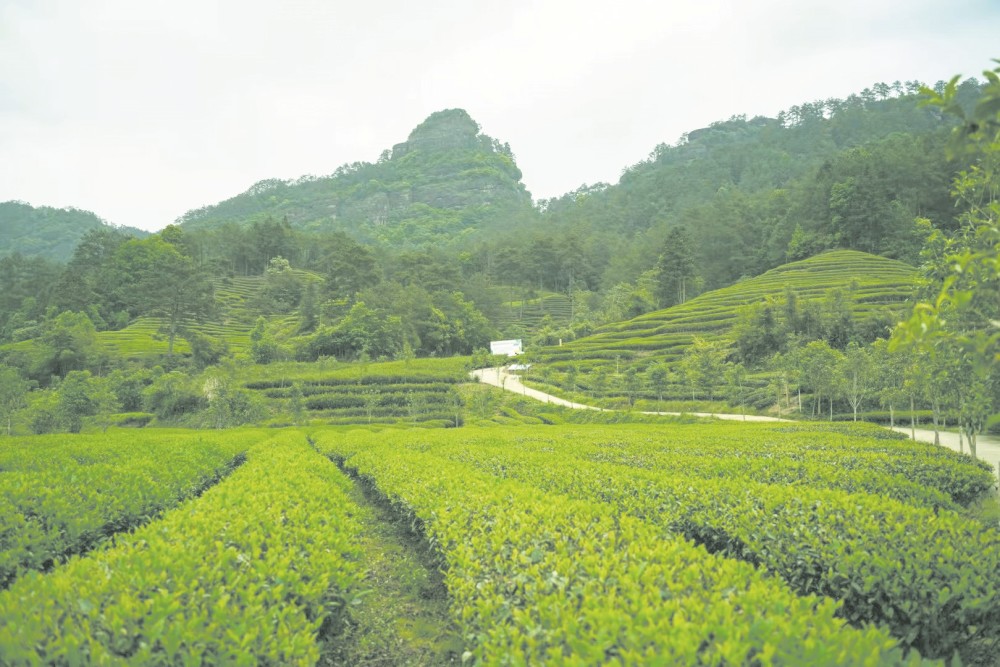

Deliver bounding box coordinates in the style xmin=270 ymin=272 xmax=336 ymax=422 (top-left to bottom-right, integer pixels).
xmin=540 ymin=250 xmax=917 ymax=367
xmin=177 ymin=109 xmax=534 ymax=247
xmin=0 ymin=201 xmax=147 ymax=262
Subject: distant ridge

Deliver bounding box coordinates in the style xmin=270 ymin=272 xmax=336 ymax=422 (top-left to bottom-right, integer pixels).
xmin=0 ymin=201 xmax=148 ymax=262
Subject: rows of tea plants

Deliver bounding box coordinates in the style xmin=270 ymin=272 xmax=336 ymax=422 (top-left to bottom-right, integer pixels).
xmin=242 ymin=358 xmax=467 ymax=425
xmin=0 ymin=429 xmax=259 ymax=589
xmin=568 ymin=421 xmax=994 ymax=508
xmin=317 ymin=429 xmax=932 ymax=665
xmin=320 ymin=423 xmax=999 ymax=664
xmin=405 ymin=427 xmax=999 ymax=662
xmin=0 ymin=432 xmax=364 ymax=665
xmin=542 ymin=250 xmax=916 ymax=366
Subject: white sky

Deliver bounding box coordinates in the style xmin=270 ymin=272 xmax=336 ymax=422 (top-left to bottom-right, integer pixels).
xmin=1 ymin=0 xmax=998 ymax=232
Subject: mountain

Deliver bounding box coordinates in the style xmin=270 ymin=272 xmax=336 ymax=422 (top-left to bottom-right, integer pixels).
xmin=0 ymin=201 xmax=148 ymax=262
xmin=177 ymin=109 xmax=534 ymax=246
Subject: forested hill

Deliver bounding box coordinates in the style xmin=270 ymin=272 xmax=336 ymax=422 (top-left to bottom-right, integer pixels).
xmin=0 ymin=201 xmax=148 ymax=262
xmin=176 ymin=109 xmax=535 ymax=246
xmin=506 ymin=78 xmax=985 ymax=296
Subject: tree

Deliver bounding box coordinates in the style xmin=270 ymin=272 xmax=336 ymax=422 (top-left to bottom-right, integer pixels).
xmin=725 ymin=362 xmax=749 ymax=419
xmin=839 ymin=342 xmax=875 ymax=422
xmin=186 ymin=331 xmax=228 ymax=369
xmin=58 ymin=370 xmax=96 ymax=433
xmin=257 ymin=256 xmax=303 ymax=314
xmin=564 ymin=365 xmax=578 ymax=393
xmin=35 ymin=311 xmax=101 ymax=381
xmin=321 ymin=232 xmax=380 ymax=298
xmin=679 ymin=337 xmax=728 ymax=402
xmin=794 ymin=340 xmax=843 ymax=419
xmin=249 ymin=317 xmax=281 ymax=364
xmin=646 ymin=363 xmax=670 ymax=410
xmin=203 ymin=372 xmax=263 ymax=429
xmin=872 ymin=339 xmax=906 ymax=428
xmin=362 ymin=388 xmax=381 ymax=424
xmin=113 ymin=236 xmax=216 ymax=358
xmin=894 ymin=62 xmax=1000 ymax=455
xmin=655 ymin=226 xmax=697 ymax=307
xmin=289 ymin=383 xmax=305 ymax=425
xmin=590 ymin=367 xmax=609 ymax=406
xmin=619 ymin=367 xmax=641 ymax=408
xmin=143 ymin=371 xmax=203 ymax=420
xmin=0 ymin=365 xmax=31 ymax=435
xmin=298 ymin=282 xmax=319 ymax=333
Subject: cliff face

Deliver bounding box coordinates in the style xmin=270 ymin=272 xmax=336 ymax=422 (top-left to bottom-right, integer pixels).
xmin=178 ymin=109 xmax=533 ymax=246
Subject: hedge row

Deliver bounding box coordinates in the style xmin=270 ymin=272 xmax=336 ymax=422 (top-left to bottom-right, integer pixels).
xmin=0 ymin=433 xmax=364 ymax=665
xmin=317 ymin=431 xmax=928 ymax=665
xmin=0 ymin=430 xmax=254 ymax=589
xmin=419 ymin=429 xmax=1000 ymax=663
xmin=305 ymin=391 xmax=457 ymax=411
xmin=262 ymin=382 xmax=455 ymax=398
xmin=245 ymin=373 xmax=460 ymax=390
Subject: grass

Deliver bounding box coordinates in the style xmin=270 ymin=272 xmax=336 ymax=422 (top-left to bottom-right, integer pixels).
xmin=320 ymin=462 xmax=462 ymax=665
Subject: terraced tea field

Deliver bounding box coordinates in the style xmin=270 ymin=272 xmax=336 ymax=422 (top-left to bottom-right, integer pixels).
xmin=95 ymin=274 xmax=304 ymax=359
xmin=241 ymin=358 xmax=468 ymax=426
xmin=2 ymin=422 xmax=997 ymax=665
xmin=542 ymin=249 xmax=916 ymax=366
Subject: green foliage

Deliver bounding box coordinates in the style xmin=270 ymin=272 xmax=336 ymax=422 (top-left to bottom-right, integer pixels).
xmin=336 ymin=424 xmax=996 ymax=662
xmin=185 ymin=330 xmax=229 ymax=368
xmin=33 ymin=311 xmax=102 ymax=381
xmin=319 ymin=427 xmax=931 ymax=665
xmin=249 ymin=316 xmax=281 ymax=364
xmin=142 ymin=371 xmax=204 ymax=420
xmin=0 ymin=365 xmax=31 ymax=435
xmin=895 ymin=60 xmax=1000 ymax=449
xmin=177 ymin=109 xmax=532 ymax=251
xmin=655 ymin=225 xmax=697 ymax=307
xmin=202 ymin=372 xmax=266 ymax=429
xmin=0 ymin=429 xmax=251 ymax=588
xmin=0 ymin=201 xmax=147 ymax=262
xmin=0 ymin=433 xmax=364 ymax=664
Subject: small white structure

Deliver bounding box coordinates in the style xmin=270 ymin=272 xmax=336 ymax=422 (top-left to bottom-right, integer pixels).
xmin=490 ymin=339 xmax=523 ymax=356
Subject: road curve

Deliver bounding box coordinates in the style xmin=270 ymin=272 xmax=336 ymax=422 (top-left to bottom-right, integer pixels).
xmin=471 ymin=367 xmax=789 ymax=422
xmin=472 ymin=366 xmax=1000 ymax=482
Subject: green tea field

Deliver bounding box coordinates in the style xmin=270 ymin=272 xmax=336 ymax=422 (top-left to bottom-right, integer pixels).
xmin=1 ymin=422 xmax=998 ymax=665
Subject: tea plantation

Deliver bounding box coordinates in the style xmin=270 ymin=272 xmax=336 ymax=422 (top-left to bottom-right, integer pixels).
xmin=1 ymin=422 xmax=997 ymax=665
xmin=541 ymin=249 xmax=915 ymax=366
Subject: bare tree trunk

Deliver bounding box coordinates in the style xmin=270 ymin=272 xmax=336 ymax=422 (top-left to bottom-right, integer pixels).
xmin=959 ymin=430 xmax=964 ymax=454
xmin=969 ymin=431 xmax=978 ymax=460
xmin=910 ymin=395 xmax=916 ymax=441
xmin=889 ymin=404 xmax=894 ymax=429
xmin=932 ymin=400 xmax=940 ymax=446
xmin=829 ymin=396 xmax=833 ymax=421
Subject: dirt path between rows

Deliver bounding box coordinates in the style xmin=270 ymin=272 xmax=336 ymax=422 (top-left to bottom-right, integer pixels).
xmin=472 ymin=366 xmax=1000 ymax=482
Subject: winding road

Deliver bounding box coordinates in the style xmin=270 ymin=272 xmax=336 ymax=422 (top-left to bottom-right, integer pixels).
xmin=472 ymin=366 xmax=1000 ymax=483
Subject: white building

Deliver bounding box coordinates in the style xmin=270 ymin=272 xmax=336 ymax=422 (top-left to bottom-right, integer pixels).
xmin=490 ymin=339 xmax=523 ymax=356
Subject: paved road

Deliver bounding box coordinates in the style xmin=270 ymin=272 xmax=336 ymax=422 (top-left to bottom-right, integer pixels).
xmin=472 ymin=367 xmax=790 ymax=422
xmin=473 ymin=366 xmax=1000 ymax=482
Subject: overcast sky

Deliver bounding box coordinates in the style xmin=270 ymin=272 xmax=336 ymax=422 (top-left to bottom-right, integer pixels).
xmin=1 ymin=0 xmax=998 ymax=232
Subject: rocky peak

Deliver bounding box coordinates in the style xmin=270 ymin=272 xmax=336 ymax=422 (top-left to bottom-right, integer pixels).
xmin=391 ymin=109 xmax=481 ymax=158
